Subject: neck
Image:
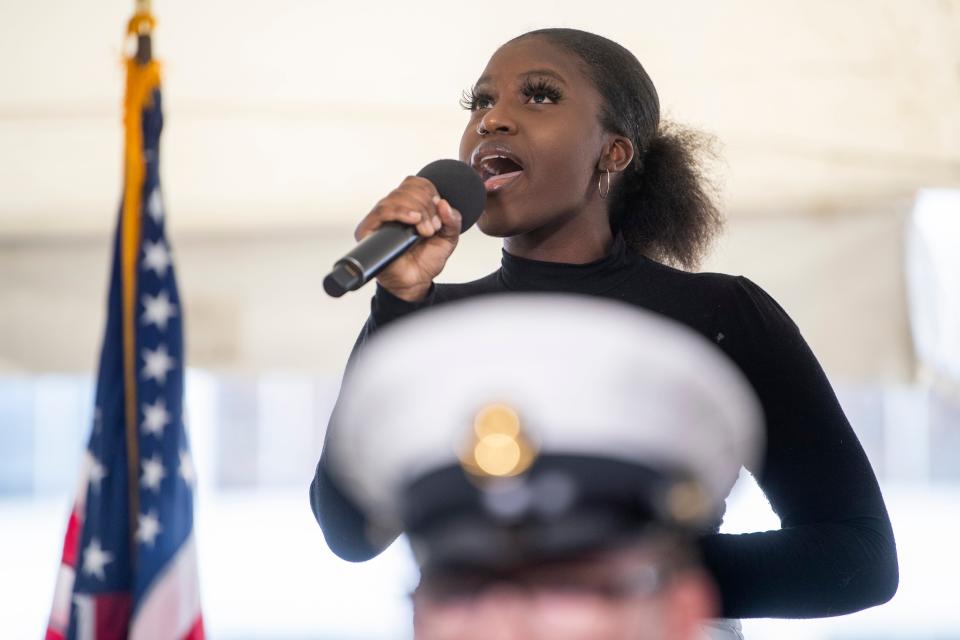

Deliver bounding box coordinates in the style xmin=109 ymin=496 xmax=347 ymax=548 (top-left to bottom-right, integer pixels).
xmin=503 ymin=204 xmax=614 ymax=264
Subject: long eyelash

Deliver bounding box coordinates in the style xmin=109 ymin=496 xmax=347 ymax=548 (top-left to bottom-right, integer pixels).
xmin=460 ymin=86 xmax=492 ymax=111
xmin=458 ymin=87 xmax=476 ymax=111
xmin=521 ymin=78 xmax=563 ymax=103
xmin=459 ymin=78 xmax=562 ymax=111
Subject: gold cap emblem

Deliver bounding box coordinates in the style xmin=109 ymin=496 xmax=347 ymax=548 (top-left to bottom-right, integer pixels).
xmin=459 ymin=403 xmax=537 ymax=478
xmin=664 ymin=480 xmax=710 ymax=524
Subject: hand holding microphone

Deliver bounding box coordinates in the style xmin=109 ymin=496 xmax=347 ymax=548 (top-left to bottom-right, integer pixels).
xmin=324 ymin=160 xmax=486 ymax=301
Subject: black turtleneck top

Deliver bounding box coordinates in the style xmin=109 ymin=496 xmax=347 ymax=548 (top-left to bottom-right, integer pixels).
xmin=310 ymin=236 xmax=899 ymax=619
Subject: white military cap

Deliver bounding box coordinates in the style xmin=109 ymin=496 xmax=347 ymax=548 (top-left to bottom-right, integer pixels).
xmin=325 ymin=294 xmax=763 ymax=569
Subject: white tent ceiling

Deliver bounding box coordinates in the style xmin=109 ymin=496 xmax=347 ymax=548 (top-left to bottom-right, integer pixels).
xmin=1 ymin=1 xmax=956 ymax=377
xmin=1 ymin=0 xmax=958 ymax=236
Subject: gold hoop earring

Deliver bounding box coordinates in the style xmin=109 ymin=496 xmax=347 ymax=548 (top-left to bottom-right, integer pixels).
xmin=598 ymin=168 xmax=610 ymax=200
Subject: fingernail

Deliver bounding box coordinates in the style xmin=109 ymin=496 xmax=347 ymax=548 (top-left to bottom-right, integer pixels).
xmin=410 ymin=210 xmax=423 ymax=221
xmin=432 ymin=195 xmax=441 ymax=205
xmin=433 ymin=215 xmax=442 ymax=230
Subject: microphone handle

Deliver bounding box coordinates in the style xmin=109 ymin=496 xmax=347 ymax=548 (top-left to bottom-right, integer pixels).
xmin=323 ymin=222 xmax=420 ymax=297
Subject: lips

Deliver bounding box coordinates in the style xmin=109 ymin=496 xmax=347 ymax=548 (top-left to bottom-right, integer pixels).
xmin=470 ymin=143 xmax=525 ymax=193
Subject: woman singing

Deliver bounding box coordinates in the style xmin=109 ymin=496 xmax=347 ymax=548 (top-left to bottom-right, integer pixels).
xmin=310 ymin=27 xmax=898 ymax=627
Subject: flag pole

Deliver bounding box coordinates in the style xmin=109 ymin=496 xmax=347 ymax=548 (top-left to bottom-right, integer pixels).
xmin=122 ymin=0 xmax=160 ymax=563
xmin=133 ymin=0 xmax=153 ymax=64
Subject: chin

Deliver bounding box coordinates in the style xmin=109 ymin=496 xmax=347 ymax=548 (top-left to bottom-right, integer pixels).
xmin=477 ymin=215 xmax=511 ymax=238
xmin=476 ymin=208 xmax=517 ymax=238
xmin=477 ymin=199 xmax=544 ymax=239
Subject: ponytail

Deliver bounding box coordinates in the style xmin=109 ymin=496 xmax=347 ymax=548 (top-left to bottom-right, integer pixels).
xmin=609 ymin=123 xmax=722 ymax=271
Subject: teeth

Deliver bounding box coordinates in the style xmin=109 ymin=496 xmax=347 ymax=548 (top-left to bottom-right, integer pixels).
xmin=477 ymin=154 xmax=521 ymax=177
xmin=480 ymin=157 xmax=503 ymax=176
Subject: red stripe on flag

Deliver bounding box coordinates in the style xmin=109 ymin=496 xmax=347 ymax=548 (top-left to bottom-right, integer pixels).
xmin=95 ymin=593 xmax=132 ymax=639
xmin=182 ymin=614 xmax=205 ymax=640
xmin=45 ymin=628 xmax=65 ymax=640
xmin=62 ymin=509 xmax=82 ymax=568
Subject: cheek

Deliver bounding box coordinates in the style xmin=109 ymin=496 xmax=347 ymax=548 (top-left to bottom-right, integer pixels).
xmin=459 ymin=123 xmax=479 ymax=163
xmin=529 ymin=125 xmax=597 ymax=196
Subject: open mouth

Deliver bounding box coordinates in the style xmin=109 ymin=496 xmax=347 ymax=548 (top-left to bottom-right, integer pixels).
xmin=478 ymin=156 xmax=524 ymax=193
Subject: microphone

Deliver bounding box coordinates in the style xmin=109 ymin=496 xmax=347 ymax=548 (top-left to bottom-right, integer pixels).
xmin=323 ymin=160 xmax=486 ymax=298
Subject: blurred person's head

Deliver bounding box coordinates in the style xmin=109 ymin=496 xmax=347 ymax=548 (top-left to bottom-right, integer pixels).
xmin=411 ymin=533 xmax=715 ymax=640
xmin=325 ymin=294 xmax=763 ymax=640
xmin=458 ymin=28 xmax=721 ymax=269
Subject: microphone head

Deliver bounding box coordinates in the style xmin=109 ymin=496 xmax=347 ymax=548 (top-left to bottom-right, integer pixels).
xmin=417 ymin=159 xmax=486 ymax=233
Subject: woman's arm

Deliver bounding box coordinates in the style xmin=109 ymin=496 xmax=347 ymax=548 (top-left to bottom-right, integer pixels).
xmin=700 ymin=276 xmax=898 ymax=618
xmin=309 ymin=284 xmax=438 ymax=560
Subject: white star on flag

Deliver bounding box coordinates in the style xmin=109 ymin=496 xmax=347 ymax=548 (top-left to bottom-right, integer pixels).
xmin=179 ymin=450 xmax=196 ymax=486
xmin=141 ymin=290 xmax=177 ymax=331
xmin=142 ymin=239 xmax=171 ymax=277
xmin=141 ymin=454 xmax=166 ymax=492
xmin=142 ymin=344 xmax=175 ymax=384
xmin=147 ymin=188 xmax=164 ymax=223
xmin=136 ymin=510 xmax=162 ymax=547
xmin=87 ymin=453 xmax=108 ymax=493
xmin=93 ymin=407 xmax=103 ymax=433
xmin=141 ymin=398 xmax=171 ymax=437
xmin=81 ymin=538 xmax=113 ymax=581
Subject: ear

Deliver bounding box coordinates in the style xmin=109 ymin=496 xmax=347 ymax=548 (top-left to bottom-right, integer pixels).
xmin=599 ymin=135 xmax=635 ymax=172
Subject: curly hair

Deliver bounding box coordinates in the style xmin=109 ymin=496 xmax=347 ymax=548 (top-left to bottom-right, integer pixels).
xmin=511 ymin=28 xmax=723 ymax=271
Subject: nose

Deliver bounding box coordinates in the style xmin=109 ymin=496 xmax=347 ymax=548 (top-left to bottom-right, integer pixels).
xmin=477 ymin=103 xmax=517 ymax=136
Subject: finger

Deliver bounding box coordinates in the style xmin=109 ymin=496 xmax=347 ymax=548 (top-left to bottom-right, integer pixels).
xmin=386 ymin=191 xmax=441 ymax=237
xmin=407 ymin=195 xmax=442 ymax=238
xmin=410 ymin=197 xmax=439 ymax=238
xmin=355 ymin=208 xmax=424 ymax=241
xmin=430 ymin=195 xmax=443 ymax=233
xmin=399 ymin=175 xmax=441 ymax=201
xmin=389 ymin=185 xmax=438 ymax=214
xmin=436 ymin=199 xmax=463 ymax=239
xmin=417 ymin=211 xmax=438 ymax=238
xmin=359 ymin=188 xmax=440 ymax=240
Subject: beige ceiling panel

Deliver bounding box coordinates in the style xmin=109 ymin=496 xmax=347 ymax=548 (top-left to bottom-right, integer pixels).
xmin=1 ymin=1 xmax=957 ymax=235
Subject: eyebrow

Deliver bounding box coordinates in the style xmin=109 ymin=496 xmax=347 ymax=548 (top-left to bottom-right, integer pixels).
xmin=474 ymin=68 xmax=568 ymax=87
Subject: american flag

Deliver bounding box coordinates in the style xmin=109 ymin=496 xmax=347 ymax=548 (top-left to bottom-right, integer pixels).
xmin=46 ymin=15 xmax=204 ymax=640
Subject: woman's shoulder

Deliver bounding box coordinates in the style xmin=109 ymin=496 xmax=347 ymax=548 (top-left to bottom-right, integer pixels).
xmin=634 ymin=254 xmax=737 ymax=293
xmin=631 ymin=256 xmax=801 ymax=349
xmin=641 ymin=257 xmax=793 ymax=319
xmin=637 ymin=254 xmax=733 ymax=287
